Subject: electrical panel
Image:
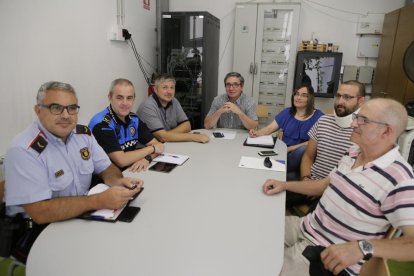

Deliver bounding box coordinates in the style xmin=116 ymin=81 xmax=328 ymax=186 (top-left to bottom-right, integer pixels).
xmin=343 ymin=65 xmax=358 ymax=82
xmin=357 ymin=35 xmax=381 ymax=58
xmin=358 ymin=66 xmax=374 ymax=84
xmin=233 ymin=3 xmax=301 ymax=126
xmin=356 ymin=14 xmax=384 ymax=34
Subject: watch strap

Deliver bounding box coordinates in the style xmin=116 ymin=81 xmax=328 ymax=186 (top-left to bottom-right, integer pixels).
xmin=144 ymin=155 xmax=153 ymax=162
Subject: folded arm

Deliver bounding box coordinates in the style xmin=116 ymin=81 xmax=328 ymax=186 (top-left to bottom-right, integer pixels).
xmin=153 ymin=122 xmax=209 ymax=143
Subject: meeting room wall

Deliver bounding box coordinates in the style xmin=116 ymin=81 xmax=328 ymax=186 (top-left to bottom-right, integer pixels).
xmin=0 ymin=0 xmax=156 ymax=155
xmin=170 ymin=0 xmax=405 ymax=112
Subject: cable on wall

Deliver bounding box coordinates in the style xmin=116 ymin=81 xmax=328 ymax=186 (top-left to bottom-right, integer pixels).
xmin=123 ymin=29 xmax=153 ymax=86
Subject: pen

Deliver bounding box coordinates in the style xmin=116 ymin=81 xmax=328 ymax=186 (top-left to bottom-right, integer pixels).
xmin=89 ymin=215 xmax=106 ymax=220
xmin=160 ymin=154 xmax=179 ymax=158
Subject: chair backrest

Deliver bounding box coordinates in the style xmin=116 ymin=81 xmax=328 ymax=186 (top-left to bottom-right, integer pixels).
xmin=256 ymin=104 xmax=269 ymax=118
xmin=359 ymin=226 xmax=397 ymax=276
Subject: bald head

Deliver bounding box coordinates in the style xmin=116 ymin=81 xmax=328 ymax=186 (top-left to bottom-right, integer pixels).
xmin=363 ymin=98 xmax=407 ymax=140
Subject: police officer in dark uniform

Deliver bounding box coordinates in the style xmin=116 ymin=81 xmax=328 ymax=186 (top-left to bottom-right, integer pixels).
xmin=89 ymin=78 xmax=164 ymax=172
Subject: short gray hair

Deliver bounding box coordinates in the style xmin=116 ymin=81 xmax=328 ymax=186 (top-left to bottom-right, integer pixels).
xmin=37 ymin=81 xmax=77 ymax=104
xmin=154 ymin=74 xmax=176 ymax=86
xmin=108 ymin=78 xmax=135 ymax=96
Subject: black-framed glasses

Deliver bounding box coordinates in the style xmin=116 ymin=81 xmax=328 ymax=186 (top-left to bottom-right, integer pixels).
xmin=335 ymin=93 xmax=359 ymax=101
xmin=225 ymin=83 xmax=241 ymax=89
xmin=352 ymin=113 xmax=388 ymax=126
xmin=39 ymin=103 xmax=80 ymax=115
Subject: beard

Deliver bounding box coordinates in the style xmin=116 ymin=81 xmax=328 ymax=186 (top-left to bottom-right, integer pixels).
xmin=334 ymin=103 xmax=355 ymax=117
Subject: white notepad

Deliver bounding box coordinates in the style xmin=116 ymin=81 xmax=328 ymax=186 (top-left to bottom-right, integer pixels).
xmin=238 ymin=156 xmax=286 ymax=172
xmin=246 ymin=135 xmax=274 ymax=146
xmin=87 ymin=184 xmax=125 ymax=220
xmin=153 ymin=153 xmax=189 ymax=165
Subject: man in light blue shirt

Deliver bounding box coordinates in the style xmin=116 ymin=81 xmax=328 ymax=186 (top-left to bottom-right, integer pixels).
xmin=5 ymin=81 xmax=143 ymax=223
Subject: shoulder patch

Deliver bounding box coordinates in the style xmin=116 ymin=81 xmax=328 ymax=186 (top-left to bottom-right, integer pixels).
xmin=102 ymin=114 xmax=112 ymax=124
xmin=76 ymin=125 xmax=91 ymax=136
xmin=129 ymin=112 xmax=138 ymax=118
xmin=30 ymin=134 xmax=48 ymax=154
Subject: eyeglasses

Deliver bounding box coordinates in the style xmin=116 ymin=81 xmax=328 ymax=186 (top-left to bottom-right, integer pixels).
xmin=39 ymin=103 xmax=80 ymax=115
xmin=335 ymin=93 xmax=360 ymax=101
xmin=293 ymin=92 xmax=309 ymax=98
xmin=352 ymin=113 xmax=388 ymax=126
xmin=225 ymin=83 xmax=241 ymax=89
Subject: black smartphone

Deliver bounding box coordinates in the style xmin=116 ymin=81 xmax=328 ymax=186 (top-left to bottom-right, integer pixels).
xmin=118 ymin=206 xmax=141 ymax=222
xmin=149 ymin=162 xmax=177 ymax=173
xmin=213 ymin=132 xmax=224 ymax=138
xmin=258 ymin=150 xmax=278 ymax=156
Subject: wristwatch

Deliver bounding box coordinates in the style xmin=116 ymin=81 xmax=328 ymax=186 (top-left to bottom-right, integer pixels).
xmin=358 ymin=240 xmax=374 ymax=260
xmin=144 ymin=155 xmax=153 ymax=163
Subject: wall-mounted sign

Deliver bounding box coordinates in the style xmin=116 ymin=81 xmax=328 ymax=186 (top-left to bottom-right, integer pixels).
xmin=143 ymin=0 xmax=150 ymax=10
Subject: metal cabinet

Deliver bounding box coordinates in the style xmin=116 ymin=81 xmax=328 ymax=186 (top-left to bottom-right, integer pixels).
xmin=233 ymin=3 xmax=301 ymax=126
xmin=161 ymin=12 xmax=220 ymax=129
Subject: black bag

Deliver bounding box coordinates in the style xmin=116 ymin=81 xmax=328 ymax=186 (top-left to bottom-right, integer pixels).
xmin=11 ymin=221 xmax=47 ymax=264
xmin=0 ymin=203 xmax=47 ymax=263
xmin=302 ymin=245 xmax=349 ymax=276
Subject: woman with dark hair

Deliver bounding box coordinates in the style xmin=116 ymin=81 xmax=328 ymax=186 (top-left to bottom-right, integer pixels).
xmin=249 ymin=84 xmax=324 ymax=180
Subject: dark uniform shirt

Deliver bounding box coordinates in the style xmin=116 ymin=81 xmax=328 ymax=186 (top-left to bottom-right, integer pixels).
xmin=89 ymin=105 xmax=154 ymax=154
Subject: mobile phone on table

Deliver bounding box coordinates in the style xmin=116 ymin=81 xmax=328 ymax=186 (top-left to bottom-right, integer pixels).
xmin=213 ymin=132 xmax=224 ymax=138
xmin=118 ymin=206 xmax=141 ymax=222
xmin=258 ymin=150 xmax=278 ymax=156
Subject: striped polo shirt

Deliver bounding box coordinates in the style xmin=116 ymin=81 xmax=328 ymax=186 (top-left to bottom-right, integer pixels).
xmin=301 ymin=145 xmax=414 ymax=275
xmin=308 ymin=114 xmax=354 ymax=179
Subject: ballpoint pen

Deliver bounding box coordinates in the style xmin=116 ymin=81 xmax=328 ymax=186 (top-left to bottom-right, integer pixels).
xmin=160 ymin=153 xmax=179 ymax=158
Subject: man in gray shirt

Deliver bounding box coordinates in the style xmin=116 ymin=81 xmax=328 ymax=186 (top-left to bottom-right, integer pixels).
xmin=204 ymin=72 xmax=258 ymax=130
xmin=137 ymin=74 xmax=209 ymax=143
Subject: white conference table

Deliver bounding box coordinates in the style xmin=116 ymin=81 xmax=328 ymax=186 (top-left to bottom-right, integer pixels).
xmin=26 ymin=129 xmax=287 ymax=276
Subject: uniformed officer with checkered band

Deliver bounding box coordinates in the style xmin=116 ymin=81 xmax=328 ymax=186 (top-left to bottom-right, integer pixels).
xmin=89 ymin=78 xmax=164 ymax=172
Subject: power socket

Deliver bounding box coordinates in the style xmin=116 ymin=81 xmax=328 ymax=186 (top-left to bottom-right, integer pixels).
xmin=109 ymin=24 xmax=126 ymax=41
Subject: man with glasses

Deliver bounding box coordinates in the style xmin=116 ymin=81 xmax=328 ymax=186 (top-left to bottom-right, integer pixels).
xmin=137 ymin=74 xmax=209 ymax=143
xmin=285 ymin=80 xmax=365 ymax=208
xmin=4 ymin=81 xmax=143 ymax=263
xmin=204 ymin=72 xmax=258 ymax=130
xmin=263 ymin=98 xmax=414 ymax=276
xmin=89 ymin=79 xmax=164 ymax=172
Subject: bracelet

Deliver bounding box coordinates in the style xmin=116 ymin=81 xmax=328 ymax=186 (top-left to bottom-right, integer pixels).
xmin=151 ymin=145 xmax=156 ymax=154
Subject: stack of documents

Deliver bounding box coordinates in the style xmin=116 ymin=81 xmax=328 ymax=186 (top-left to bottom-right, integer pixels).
xmin=244 ymin=135 xmax=276 ymax=148
xmin=246 ymin=135 xmax=274 ymax=146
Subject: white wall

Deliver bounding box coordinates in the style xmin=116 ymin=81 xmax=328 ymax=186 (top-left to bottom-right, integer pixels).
xmin=0 ymin=0 xmax=156 ymax=154
xmin=169 ymin=0 xmax=405 ymax=111
xmin=0 ymin=0 xmax=407 ymax=154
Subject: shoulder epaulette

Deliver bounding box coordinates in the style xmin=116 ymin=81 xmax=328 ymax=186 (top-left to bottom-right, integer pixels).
xmin=76 ymin=124 xmax=91 ymax=136
xmin=102 ymin=114 xmax=112 ymax=125
xmin=30 ymin=134 xmax=48 ymax=154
